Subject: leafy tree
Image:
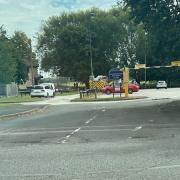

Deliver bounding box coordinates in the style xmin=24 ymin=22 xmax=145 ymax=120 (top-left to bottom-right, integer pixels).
xmin=0 ymin=27 xmax=16 ymax=83
xmin=121 ymin=0 xmax=180 ymax=65
xmin=38 ymin=8 xmax=145 ymax=84
xmin=120 ymin=0 xmax=180 ymax=84
xmin=11 ymin=31 xmax=32 ymax=84
xmin=0 ymin=27 xmax=37 ymax=84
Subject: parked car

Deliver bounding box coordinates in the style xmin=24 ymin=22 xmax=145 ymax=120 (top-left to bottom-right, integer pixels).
xmin=156 ymin=81 xmax=167 ymax=89
xmin=40 ymin=83 xmax=56 ymax=96
xmin=102 ymin=84 xmax=140 ymax=95
xmin=30 ymin=85 xmax=54 ymax=98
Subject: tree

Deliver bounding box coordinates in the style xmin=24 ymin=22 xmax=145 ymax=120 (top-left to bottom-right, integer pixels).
xmin=122 ymin=0 xmax=180 ymax=65
xmin=0 ymin=27 xmax=16 ymax=83
xmin=0 ymin=27 xmax=37 ymax=85
xmin=37 ymin=8 xmax=144 ymax=84
xmin=11 ymin=31 xmax=32 ymax=84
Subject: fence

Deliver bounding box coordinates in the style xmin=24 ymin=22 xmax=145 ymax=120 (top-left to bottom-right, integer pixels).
xmin=0 ymin=82 xmax=18 ymax=97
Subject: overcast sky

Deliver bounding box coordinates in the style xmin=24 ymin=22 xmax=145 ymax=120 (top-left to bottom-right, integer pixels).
xmin=0 ymin=0 xmax=117 ymax=38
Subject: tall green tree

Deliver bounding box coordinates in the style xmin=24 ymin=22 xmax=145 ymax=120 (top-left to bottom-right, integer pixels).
xmin=0 ymin=27 xmax=16 ymax=83
xmin=11 ymin=31 xmax=32 ymax=84
xmin=121 ymin=0 xmax=180 ymax=65
xmin=37 ymin=8 xmax=144 ymax=84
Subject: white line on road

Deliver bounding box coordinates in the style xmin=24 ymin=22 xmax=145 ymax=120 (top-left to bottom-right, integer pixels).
xmin=85 ymin=115 xmax=97 ymax=125
xmin=149 ymin=164 xmax=180 ymax=170
xmin=73 ymin=127 xmax=81 ymax=133
xmin=80 ymin=128 xmax=133 ymax=132
xmin=66 ymin=135 xmax=71 ymax=138
xmin=85 ymin=120 xmax=91 ymax=124
xmin=60 ymin=127 xmax=81 ymax=144
xmin=133 ymin=126 xmax=142 ymax=132
xmin=60 ymin=115 xmax=97 ymax=143
xmin=61 ymin=140 xmax=67 ymax=144
xmin=2 ymin=164 xmax=180 ymax=178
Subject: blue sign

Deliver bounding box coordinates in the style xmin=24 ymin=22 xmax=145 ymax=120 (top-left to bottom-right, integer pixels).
xmin=109 ymin=68 xmax=122 ymax=80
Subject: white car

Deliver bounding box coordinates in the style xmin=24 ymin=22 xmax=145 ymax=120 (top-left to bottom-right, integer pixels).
xmin=156 ymin=81 xmax=167 ymax=89
xmin=30 ymin=85 xmax=54 ymax=98
xmin=40 ymin=83 xmax=56 ymax=96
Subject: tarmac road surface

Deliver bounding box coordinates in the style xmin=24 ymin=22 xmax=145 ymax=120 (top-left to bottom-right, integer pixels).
xmin=0 ymin=99 xmax=180 ymax=179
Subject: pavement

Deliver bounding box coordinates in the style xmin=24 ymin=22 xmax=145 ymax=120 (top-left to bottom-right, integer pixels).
xmin=0 ymin=99 xmax=180 ymax=179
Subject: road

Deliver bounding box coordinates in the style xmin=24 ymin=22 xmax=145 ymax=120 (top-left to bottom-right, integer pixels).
xmin=21 ymin=88 xmax=180 ymax=106
xmin=0 ymin=98 xmax=180 ymax=179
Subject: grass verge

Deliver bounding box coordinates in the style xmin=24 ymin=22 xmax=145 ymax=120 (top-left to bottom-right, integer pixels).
xmin=71 ymin=96 xmax=147 ymax=102
xmin=56 ymin=91 xmax=79 ymax=96
xmin=0 ymin=103 xmax=18 ymax=107
xmin=0 ymin=95 xmax=44 ymax=103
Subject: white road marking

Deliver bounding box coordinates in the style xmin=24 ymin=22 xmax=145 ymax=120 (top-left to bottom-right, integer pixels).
xmin=85 ymin=120 xmax=91 ymax=124
xmin=60 ymin=127 xmax=81 ymax=144
xmin=102 ymin=109 xmax=106 ymax=112
xmin=149 ymin=119 xmax=154 ymax=123
xmin=61 ymin=140 xmax=67 ymax=144
xmin=0 ymin=130 xmax=73 ymax=136
xmin=74 ymin=127 xmax=81 ymax=133
xmin=133 ymin=126 xmax=142 ymax=132
xmin=2 ymin=163 xmax=180 ymax=177
xmin=85 ymin=115 xmax=97 ymax=125
xmin=66 ymin=135 xmax=71 ymax=138
xmin=80 ymin=128 xmax=132 ymax=132
xmin=149 ymin=164 xmax=180 ymax=170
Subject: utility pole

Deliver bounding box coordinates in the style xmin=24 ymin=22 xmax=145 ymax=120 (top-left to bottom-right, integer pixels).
xmin=144 ymin=32 xmax=148 ymax=87
xmin=89 ymin=12 xmax=95 ymax=80
xmin=29 ymin=39 xmax=34 ymax=86
xmin=89 ymin=31 xmax=94 ymax=78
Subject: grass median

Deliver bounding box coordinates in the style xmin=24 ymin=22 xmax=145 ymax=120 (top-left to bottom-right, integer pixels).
xmin=55 ymin=91 xmax=78 ymax=96
xmin=71 ymin=96 xmax=147 ymax=102
xmin=0 ymin=103 xmax=18 ymax=107
xmin=0 ymin=95 xmax=44 ymax=104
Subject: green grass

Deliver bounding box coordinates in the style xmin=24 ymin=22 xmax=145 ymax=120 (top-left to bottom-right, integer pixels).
xmin=0 ymin=103 xmax=18 ymax=107
xmin=56 ymin=91 xmax=79 ymax=96
xmin=0 ymin=95 xmax=44 ymax=103
xmin=71 ymin=96 xmax=147 ymax=102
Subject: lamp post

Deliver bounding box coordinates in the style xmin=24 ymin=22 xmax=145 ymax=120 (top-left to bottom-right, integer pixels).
xmin=144 ymin=32 xmax=148 ymax=87
xmin=89 ymin=12 xmax=95 ymax=80
xmin=28 ymin=39 xmax=34 ymax=86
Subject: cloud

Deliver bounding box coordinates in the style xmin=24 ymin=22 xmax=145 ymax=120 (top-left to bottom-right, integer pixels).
xmin=0 ymin=0 xmax=116 ymax=38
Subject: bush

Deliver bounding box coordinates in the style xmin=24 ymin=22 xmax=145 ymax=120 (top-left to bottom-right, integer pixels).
xmin=140 ymin=81 xmax=157 ymax=89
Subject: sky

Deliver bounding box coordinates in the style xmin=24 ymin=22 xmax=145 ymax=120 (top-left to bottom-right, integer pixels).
xmin=0 ymin=0 xmax=117 ymax=38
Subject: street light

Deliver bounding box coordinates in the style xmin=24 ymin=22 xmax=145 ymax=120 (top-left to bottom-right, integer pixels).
xmin=89 ymin=12 xmax=95 ymax=80
xmin=28 ymin=39 xmax=34 ymax=86
xmin=144 ymin=31 xmax=148 ymax=86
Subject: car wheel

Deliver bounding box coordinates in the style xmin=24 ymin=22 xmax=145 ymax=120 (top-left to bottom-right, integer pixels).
xmin=128 ymin=89 xmax=133 ymax=94
xmin=105 ymin=90 xmax=111 ymax=95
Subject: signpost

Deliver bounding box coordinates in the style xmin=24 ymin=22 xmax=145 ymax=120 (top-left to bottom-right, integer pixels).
xmin=109 ymin=68 xmax=122 ymax=80
xmin=109 ymin=68 xmax=122 ymax=99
